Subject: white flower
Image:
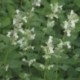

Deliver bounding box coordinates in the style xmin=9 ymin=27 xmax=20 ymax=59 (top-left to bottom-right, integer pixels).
xmin=65 ymin=41 xmax=71 ymax=49
xmin=33 ymin=0 xmax=41 ymax=7
xmin=31 ymin=27 xmax=35 ymax=32
xmin=19 ymin=28 xmax=25 ymax=34
xmin=68 ymin=10 xmax=79 ymax=23
xmin=47 ymin=64 xmax=54 ymax=70
xmin=13 ymin=18 xmax=16 ymax=25
xmin=63 ymin=21 xmax=69 ymax=29
xmin=13 ymin=17 xmax=23 ymax=28
xmin=50 ymin=3 xmax=62 ymax=18
xmin=22 ymin=16 xmax=27 ymax=23
xmin=43 ymin=55 xmax=51 ymax=60
xmin=30 ymin=34 xmax=36 ymax=40
xmin=47 ymin=20 xmax=55 ymax=28
xmin=57 ymin=41 xmax=64 ymax=48
xmin=22 ymin=58 xmax=26 ymax=62
xmin=47 ymin=36 xmax=53 ymax=44
xmin=47 ymin=36 xmax=54 ymax=54
xmin=28 ymin=59 xmax=36 ymax=66
xmin=70 ymin=21 xmax=76 ymax=28
xmin=13 ymin=32 xmax=19 ymax=39
xmin=66 ymin=30 xmax=71 ymax=37
xmin=31 ymin=7 xmax=35 ymax=12
xmin=40 ymin=64 xmax=45 ymax=70
xmin=50 ymin=3 xmax=62 ymax=13
xmin=49 ymin=47 xmax=54 ymax=54
xmin=7 ymin=31 xmax=12 ymax=37
xmin=17 ymin=38 xmax=25 ymax=47
xmin=18 ymin=23 xmax=23 ymax=28
xmin=31 ymin=46 xmax=35 ymax=50
xmin=13 ymin=9 xmax=27 ymax=28
xmin=63 ymin=10 xmax=79 ymax=37
xmin=68 ymin=10 xmax=79 ymax=28
xmin=54 ymin=3 xmax=62 ymax=13
xmin=16 ymin=9 xmax=20 ymax=14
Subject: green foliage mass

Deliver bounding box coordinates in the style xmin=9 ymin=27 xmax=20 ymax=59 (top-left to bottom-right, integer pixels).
xmin=0 ymin=0 xmax=80 ymax=80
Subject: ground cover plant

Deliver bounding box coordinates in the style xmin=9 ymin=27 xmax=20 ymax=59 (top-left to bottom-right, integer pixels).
xmin=0 ymin=0 xmax=80 ymax=80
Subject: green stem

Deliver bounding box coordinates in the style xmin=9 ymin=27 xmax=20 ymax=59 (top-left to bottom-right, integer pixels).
xmin=44 ymin=59 xmax=47 ymax=80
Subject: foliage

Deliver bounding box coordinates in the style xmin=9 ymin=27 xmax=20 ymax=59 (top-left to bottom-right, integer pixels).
xmin=0 ymin=0 xmax=80 ymax=80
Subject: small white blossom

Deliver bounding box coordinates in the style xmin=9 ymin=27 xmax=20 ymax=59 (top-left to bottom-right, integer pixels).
xmin=40 ymin=64 xmax=45 ymax=70
xmin=33 ymin=0 xmax=41 ymax=7
xmin=70 ymin=21 xmax=76 ymax=28
xmin=47 ymin=36 xmax=53 ymax=44
xmin=17 ymin=38 xmax=25 ymax=47
xmin=30 ymin=34 xmax=36 ymax=40
xmin=47 ymin=36 xmax=54 ymax=54
xmin=50 ymin=3 xmax=62 ymax=13
xmin=22 ymin=16 xmax=27 ymax=23
xmin=43 ymin=55 xmax=51 ymax=60
xmin=65 ymin=41 xmax=71 ymax=49
xmin=50 ymin=3 xmax=63 ymax=18
xmin=48 ymin=47 xmax=54 ymax=54
xmin=7 ymin=31 xmax=12 ymax=37
xmin=68 ymin=10 xmax=79 ymax=28
xmin=13 ymin=16 xmax=23 ymax=28
xmin=63 ymin=10 xmax=79 ymax=37
xmin=47 ymin=20 xmax=55 ymax=28
xmin=63 ymin=21 xmax=69 ymax=29
xmin=19 ymin=23 xmax=23 ymax=28
xmin=47 ymin=64 xmax=54 ymax=70
xmin=68 ymin=10 xmax=79 ymax=23
xmin=22 ymin=58 xmax=26 ymax=62
xmin=31 ymin=27 xmax=35 ymax=32
xmin=13 ymin=9 xmax=28 ymax=28
xmin=5 ymin=64 xmax=9 ymax=71
xmin=57 ymin=41 xmax=64 ymax=48
xmin=31 ymin=7 xmax=35 ymax=12
xmin=66 ymin=30 xmax=71 ymax=37
xmin=13 ymin=32 xmax=19 ymax=39
xmin=28 ymin=59 xmax=36 ymax=66
xmin=16 ymin=9 xmax=20 ymax=14
xmin=19 ymin=28 xmax=25 ymax=34
xmin=31 ymin=46 xmax=35 ymax=50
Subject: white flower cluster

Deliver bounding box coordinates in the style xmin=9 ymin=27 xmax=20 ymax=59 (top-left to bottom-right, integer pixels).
xmin=22 ymin=58 xmax=36 ymax=67
xmin=57 ymin=40 xmax=71 ymax=49
xmin=13 ymin=9 xmax=27 ymax=28
xmin=47 ymin=3 xmax=62 ymax=28
xmin=7 ymin=9 xmax=35 ymax=51
xmin=42 ymin=36 xmax=54 ymax=59
xmin=47 ymin=3 xmax=62 ymax=19
xmin=32 ymin=0 xmax=41 ymax=7
xmin=47 ymin=64 xmax=54 ymax=70
xmin=46 ymin=36 xmax=54 ymax=54
xmin=42 ymin=8 xmax=79 ymax=72
xmin=28 ymin=59 xmax=36 ymax=66
xmin=47 ymin=20 xmax=55 ymax=28
xmin=39 ymin=64 xmax=45 ymax=70
xmin=40 ymin=64 xmax=54 ymax=70
xmin=41 ymin=36 xmax=71 ymax=60
xmin=63 ymin=10 xmax=79 ymax=37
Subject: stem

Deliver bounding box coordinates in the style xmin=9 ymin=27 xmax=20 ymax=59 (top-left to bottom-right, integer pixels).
xmin=44 ymin=59 xmax=47 ymax=80
xmin=55 ymin=66 xmax=58 ymax=80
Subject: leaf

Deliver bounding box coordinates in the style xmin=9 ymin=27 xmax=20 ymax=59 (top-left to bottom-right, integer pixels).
xmin=30 ymin=76 xmax=43 ymax=80
xmin=0 ymin=17 xmax=11 ymax=28
xmin=74 ymin=0 xmax=80 ymax=7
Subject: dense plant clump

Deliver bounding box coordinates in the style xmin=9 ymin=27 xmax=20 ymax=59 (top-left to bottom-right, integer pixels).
xmin=0 ymin=0 xmax=80 ymax=80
